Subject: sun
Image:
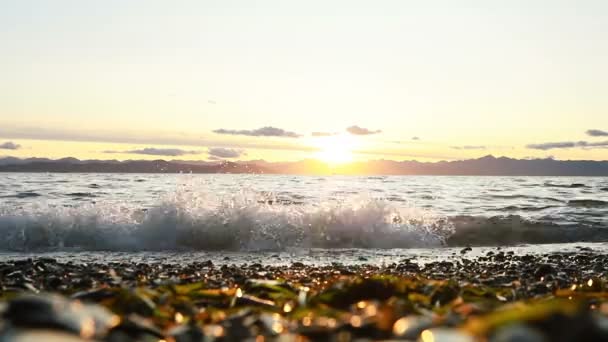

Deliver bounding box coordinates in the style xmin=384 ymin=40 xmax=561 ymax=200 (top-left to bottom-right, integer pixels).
xmin=314 ymin=135 xmax=356 ymax=164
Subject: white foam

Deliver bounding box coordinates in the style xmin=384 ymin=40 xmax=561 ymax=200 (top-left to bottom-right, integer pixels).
xmin=0 ymin=188 xmax=454 ymax=251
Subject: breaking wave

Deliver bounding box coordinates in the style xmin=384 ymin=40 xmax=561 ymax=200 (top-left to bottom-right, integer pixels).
xmin=2 ymin=187 xmax=607 ymax=251
xmin=0 ymin=190 xmax=454 ymax=252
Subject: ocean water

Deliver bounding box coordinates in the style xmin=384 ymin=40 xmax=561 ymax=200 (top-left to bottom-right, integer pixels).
xmin=0 ymin=173 xmax=607 ymax=263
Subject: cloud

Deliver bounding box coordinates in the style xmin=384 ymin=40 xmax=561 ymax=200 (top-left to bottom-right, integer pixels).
xmin=0 ymin=141 xmax=21 ymax=150
xmin=213 ymin=126 xmax=301 ymax=138
xmin=450 ymin=145 xmax=487 ymax=150
xmin=526 ymin=142 xmax=580 ymax=150
xmin=104 ymin=148 xmax=201 ymax=156
xmin=346 ymin=125 xmax=382 ymax=135
xmin=587 ymin=129 xmax=608 ymax=137
xmin=311 ymin=132 xmax=337 ymax=137
xmin=0 ymin=125 xmax=319 ymax=153
xmin=526 ymin=140 xmax=608 ymax=150
xmin=207 ymin=147 xmax=245 ymax=159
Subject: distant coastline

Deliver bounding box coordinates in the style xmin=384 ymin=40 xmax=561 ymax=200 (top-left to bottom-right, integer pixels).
xmin=1 ymin=155 xmax=608 ymax=176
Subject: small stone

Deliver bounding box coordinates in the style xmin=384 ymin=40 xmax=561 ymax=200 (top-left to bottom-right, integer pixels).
xmin=534 ymin=264 xmax=555 ymax=278
xmin=490 ymin=324 xmax=547 ymax=342
xmin=460 ymin=247 xmax=472 ymax=254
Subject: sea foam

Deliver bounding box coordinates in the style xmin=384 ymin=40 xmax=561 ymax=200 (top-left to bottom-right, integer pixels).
xmin=0 ymin=188 xmax=454 ymax=251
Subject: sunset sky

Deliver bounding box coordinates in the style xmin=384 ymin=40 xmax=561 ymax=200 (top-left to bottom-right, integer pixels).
xmin=1 ymin=0 xmax=607 ymax=162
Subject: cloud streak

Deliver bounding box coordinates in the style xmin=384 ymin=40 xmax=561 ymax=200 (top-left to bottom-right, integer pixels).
xmin=207 ymin=147 xmax=245 ymax=159
xmin=0 ymin=141 xmax=21 ymax=150
xmin=451 ymin=145 xmax=486 ymax=150
xmin=213 ymin=126 xmax=301 ymax=138
xmin=0 ymin=125 xmax=318 ymax=153
xmin=526 ymin=141 xmax=608 ymax=150
xmin=587 ymin=129 xmax=608 ymax=137
xmin=346 ymin=125 xmax=382 ymax=135
xmin=104 ymin=148 xmax=201 ymax=156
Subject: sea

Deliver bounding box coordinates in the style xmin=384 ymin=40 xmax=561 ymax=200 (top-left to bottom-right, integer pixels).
xmin=1 ymin=173 xmax=607 ymax=265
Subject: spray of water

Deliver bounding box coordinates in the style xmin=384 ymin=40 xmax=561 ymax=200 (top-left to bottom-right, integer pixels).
xmin=0 ymin=186 xmax=454 ymax=251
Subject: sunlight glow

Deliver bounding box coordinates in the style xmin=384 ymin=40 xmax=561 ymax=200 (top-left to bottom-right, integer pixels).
xmin=313 ymin=135 xmax=356 ymax=164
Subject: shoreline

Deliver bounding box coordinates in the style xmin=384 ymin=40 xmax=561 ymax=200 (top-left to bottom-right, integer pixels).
xmin=1 ymin=250 xmax=608 ymax=340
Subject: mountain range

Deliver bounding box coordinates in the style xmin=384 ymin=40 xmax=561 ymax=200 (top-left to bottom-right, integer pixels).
xmin=1 ymin=156 xmax=608 ymax=176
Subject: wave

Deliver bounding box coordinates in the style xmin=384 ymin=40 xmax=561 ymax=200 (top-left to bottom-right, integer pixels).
xmin=1 ymin=192 xmax=42 ymax=199
xmin=66 ymin=192 xmax=98 ymax=198
xmin=498 ymin=205 xmax=559 ymax=212
xmin=0 ymin=191 xmax=454 ymax=252
xmin=568 ymin=199 xmax=608 ymax=207
xmin=1 ymin=188 xmax=607 ymax=251
xmin=447 ymin=215 xmax=608 ymax=246
xmin=488 ymin=194 xmax=563 ymax=202
xmin=543 ymin=182 xmax=589 ymax=189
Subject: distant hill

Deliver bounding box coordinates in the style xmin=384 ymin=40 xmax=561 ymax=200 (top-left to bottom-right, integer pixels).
xmin=1 ymin=155 xmax=608 ymax=175
xmin=0 ymin=158 xmax=267 ymax=174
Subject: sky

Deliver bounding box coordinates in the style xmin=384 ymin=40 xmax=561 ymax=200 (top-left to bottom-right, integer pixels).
xmin=1 ymin=0 xmax=607 ymax=162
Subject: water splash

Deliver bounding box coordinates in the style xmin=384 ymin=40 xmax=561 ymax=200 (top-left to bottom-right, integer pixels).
xmin=0 ymin=188 xmax=454 ymax=251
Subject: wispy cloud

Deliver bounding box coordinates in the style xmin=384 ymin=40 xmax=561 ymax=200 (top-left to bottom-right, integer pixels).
xmin=0 ymin=125 xmax=318 ymax=153
xmin=0 ymin=141 xmax=21 ymax=150
xmin=311 ymin=132 xmax=337 ymax=137
xmin=207 ymin=147 xmax=245 ymax=159
xmin=450 ymin=145 xmax=486 ymax=150
xmin=526 ymin=141 xmax=608 ymax=150
xmin=213 ymin=126 xmax=301 ymax=138
xmin=346 ymin=125 xmax=382 ymax=135
xmin=587 ymin=129 xmax=608 ymax=137
xmin=103 ymin=148 xmax=201 ymax=156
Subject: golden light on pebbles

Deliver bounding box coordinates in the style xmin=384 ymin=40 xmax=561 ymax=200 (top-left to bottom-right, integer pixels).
xmin=174 ymin=312 xmax=184 ymax=324
xmin=316 ymin=317 xmax=337 ymax=328
xmin=349 ymin=315 xmax=362 ymax=328
xmin=393 ymin=316 xmax=436 ymax=339
xmin=419 ymin=328 xmax=474 ymax=342
xmin=283 ymin=302 xmax=293 ymax=313
xmin=420 ymin=329 xmax=435 ymax=342
xmin=203 ymin=325 xmax=225 ymax=337
xmin=354 ymin=300 xmax=377 ymax=316
xmin=80 ymin=317 xmax=95 ymax=339
xmin=271 ymin=321 xmax=284 ymax=334
xmin=365 ymin=303 xmax=378 ymax=316
xmin=393 ymin=317 xmax=411 ymax=336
